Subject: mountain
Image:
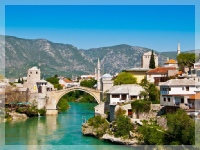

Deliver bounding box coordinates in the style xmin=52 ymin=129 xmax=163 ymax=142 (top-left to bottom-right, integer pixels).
xmin=82 ymin=44 xmax=168 ymax=74
xmin=4 ymin=35 xmax=94 ymax=78
xmin=2 ymin=35 xmax=175 ymax=78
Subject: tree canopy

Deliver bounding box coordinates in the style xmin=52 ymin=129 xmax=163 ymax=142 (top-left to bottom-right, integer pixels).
xmin=149 ymin=50 xmax=156 ymax=69
xmin=46 ymin=75 xmax=62 ymax=90
xmin=114 ymin=72 xmax=137 ymax=85
xmin=80 ymin=78 xmax=97 ymax=88
xmin=166 ymin=109 xmax=195 ymax=145
xmin=177 ymin=53 xmax=196 ymax=69
xmin=139 ymin=78 xmax=160 ymax=103
xmin=137 ymin=109 xmax=195 ymax=145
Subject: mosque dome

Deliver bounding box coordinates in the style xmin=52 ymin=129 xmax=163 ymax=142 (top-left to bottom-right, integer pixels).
xmin=102 ymin=74 xmax=112 ymax=78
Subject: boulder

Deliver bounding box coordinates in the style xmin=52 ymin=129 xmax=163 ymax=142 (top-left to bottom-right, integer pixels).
xmin=8 ymin=111 xmax=28 ymax=121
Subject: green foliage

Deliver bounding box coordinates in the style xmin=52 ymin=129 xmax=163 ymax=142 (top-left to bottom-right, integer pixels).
xmin=57 ymin=97 xmax=69 ymax=112
xmin=80 ymin=79 xmax=97 ymax=88
xmin=177 ymin=53 xmax=196 ymax=71
xmin=140 ymin=78 xmax=160 ymax=103
xmin=88 ymin=115 xmax=109 ymax=137
xmin=88 ymin=115 xmax=108 ymax=128
xmin=131 ymin=100 xmax=151 ymax=113
xmin=149 ymin=50 xmax=156 ymax=69
xmin=114 ymin=72 xmax=137 ymax=85
xmin=166 ymin=109 xmax=195 ymax=145
xmin=137 ymin=120 xmax=166 ymax=145
xmin=113 ymin=115 xmax=134 ymax=138
xmin=16 ymin=106 xmax=46 ymax=117
xmin=18 ymin=78 xmax=21 ymax=83
xmin=115 ymin=107 xmax=126 ymax=118
xmin=137 ymin=109 xmax=195 ymax=145
xmin=46 ymin=76 xmax=62 ymax=90
xmin=21 ymin=78 xmax=24 ymax=84
xmin=79 ymin=93 xmax=96 ymax=103
xmin=60 ymin=91 xmax=96 ymax=103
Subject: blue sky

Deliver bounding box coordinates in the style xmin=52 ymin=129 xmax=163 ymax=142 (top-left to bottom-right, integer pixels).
xmin=1 ymin=1 xmax=200 ymax=52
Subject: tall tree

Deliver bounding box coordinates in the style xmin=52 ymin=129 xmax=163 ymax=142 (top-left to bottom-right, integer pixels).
xmin=18 ymin=78 xmax=21 ymax=83
xmin=177 ymin=53 xmax=196 ymax=72
xmin=21 ymin=78 xmax=24 ymax=84
xmin=114 ymin=72 xmax=137 ymax=85
xmin=139 ymin=78 xmax=160 ymax=103
xmin=149 ymin=50 xmax=156 ymax=69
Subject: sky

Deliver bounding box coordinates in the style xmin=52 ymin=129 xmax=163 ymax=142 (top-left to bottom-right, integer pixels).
xmin=1 ymin=0 xmax=200 ymax=52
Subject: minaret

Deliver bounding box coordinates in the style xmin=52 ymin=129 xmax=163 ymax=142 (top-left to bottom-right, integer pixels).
xmin=177 ymin=42 xmax=181 ymax=55
xmin=94 ymin=68 xmax=97 ymax=80
xmin=97 ymin=58 xmax=101 ymax=90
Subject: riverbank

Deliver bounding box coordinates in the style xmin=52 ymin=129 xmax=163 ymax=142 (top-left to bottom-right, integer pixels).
xmin=82 ymin=122 xmax=139 ymax=146
xmin=82 ymin=114 xmax=140 ymax=147
xmin=4 ymin=111 xmax=28 ymax=122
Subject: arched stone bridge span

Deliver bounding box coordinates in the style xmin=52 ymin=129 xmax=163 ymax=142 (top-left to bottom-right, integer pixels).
xmin=45 ymin=86 xmax=101 ymax=115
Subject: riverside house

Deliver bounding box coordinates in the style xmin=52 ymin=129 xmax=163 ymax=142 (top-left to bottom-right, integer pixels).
xmin=159 ymin=78 xmax=200 ymax=112
xmin=106 ymin=84 xmax=144 ymax=105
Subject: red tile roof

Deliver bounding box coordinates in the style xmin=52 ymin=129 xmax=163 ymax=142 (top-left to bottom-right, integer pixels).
xmin=63 ymin=78 xmax=72 ymax=83
xmin=147 ymin=67 xmax=176 ymax=75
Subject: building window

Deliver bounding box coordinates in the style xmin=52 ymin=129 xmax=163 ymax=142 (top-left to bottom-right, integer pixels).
xmin=36 ymin=72 xmax=38 ymax=74
xmin=112 ymin=94 xmax=120 ymax=98
xmin=131 ymin=96 xmax=137 ymax=100
xmin=186 ymin=86 xmax=189 ymax=91
xmin=168 ymin=98 xmax=170 ymax=102
xmin=30 ymin=72 xmax=32 ymax=74
xmin=121 ymin=94 xmax=127 ymax=100
xmin=169 ymin=88 xmax=171 ymax=91
xmin=181 ymin=98 xmax=184 ymax=103
xmin=163 ymin=98 xmax=166 ymax=102
xmin=182 ymin=87 xmax=184 ymax=90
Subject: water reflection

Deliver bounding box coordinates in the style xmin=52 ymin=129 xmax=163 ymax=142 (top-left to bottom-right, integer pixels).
xmin=5 ymin=115 xmax=58 ymax=145
xmin=4 ymin=103 xmax=136 ymax=150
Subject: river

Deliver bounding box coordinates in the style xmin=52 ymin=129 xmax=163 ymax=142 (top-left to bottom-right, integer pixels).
xmin=1 ymin=102 xmax=136 ymax=150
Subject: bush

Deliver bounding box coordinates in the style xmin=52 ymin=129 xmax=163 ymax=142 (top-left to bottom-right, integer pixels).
xmin=88 ymin=115 xmax=109 ymax=137
xmin=113 ymin=115 xmax=134 ymax=138
xmin=131 ymin=100 xmax=151 ymax=113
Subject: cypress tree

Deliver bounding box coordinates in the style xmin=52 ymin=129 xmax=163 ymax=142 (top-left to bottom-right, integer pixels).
xmin=21 ymin=78 xmax=24 ymax=84
xmin=149 ymin=50 xmax=156 ymax=69
xmin=18 ymin=78 xmax=21 ymax=83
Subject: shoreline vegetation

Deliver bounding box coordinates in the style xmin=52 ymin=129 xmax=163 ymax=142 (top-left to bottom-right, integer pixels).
xmin=82 ymin=108 xmax=196 ymax=148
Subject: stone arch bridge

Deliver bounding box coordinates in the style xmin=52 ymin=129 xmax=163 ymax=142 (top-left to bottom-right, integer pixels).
xmin=45 ymin=86 xmax=102 ymax=115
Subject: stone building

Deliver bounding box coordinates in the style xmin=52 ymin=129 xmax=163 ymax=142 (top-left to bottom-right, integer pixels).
xmin=25 ymin=66 xmax=41 ymax=93
xmin=101 ymin=73 xmax=113 ymax=92
xmin=141 ymin=51 xmax=158 ymax=68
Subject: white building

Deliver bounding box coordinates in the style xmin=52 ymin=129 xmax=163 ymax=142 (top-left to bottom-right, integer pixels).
xmin=59 ymin=78 xmax=79 ymax=88
xmin=106 ymin=84 xmax=144 ymax=105
xmin=159 ymin=79 xmax=200 ymax=109
xmin=101 ymin=73 xmax=113 ymax=92
xmin=141 ymin=51 xmax=158 ymax=68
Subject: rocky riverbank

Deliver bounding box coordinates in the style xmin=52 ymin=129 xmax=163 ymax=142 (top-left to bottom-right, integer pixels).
xmin=5 ymin=111 xmax=28 ymax=122
xmin=82 ymin=122 xmax=139 ymax=146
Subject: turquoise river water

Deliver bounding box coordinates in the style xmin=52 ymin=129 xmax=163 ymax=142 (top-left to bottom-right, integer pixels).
xmin=1 ymin=102 xmax=136 ymax=150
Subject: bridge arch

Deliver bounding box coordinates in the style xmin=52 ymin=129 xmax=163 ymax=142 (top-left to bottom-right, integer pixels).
xmin=57 ymin=88 xmax=100 ymax=105
xmin=46 ymin=86 xmax=101 ymax=114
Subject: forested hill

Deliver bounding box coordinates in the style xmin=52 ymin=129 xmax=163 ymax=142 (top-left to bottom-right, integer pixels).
xmin=3 ymin=35 xmax=172 ymax=78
